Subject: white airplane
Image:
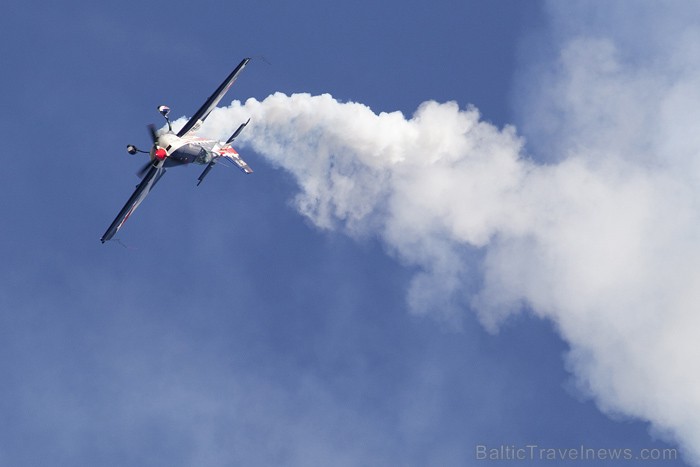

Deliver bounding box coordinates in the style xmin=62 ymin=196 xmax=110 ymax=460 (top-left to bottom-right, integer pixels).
xmin=101 ymin=57 xmax=253 ymax=243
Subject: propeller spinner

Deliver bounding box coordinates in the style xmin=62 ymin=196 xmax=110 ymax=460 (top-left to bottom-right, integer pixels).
xmin=135 ymin=124 xmax=167 ymax=178
xmin=154 ymin=147 xmax=167 ymax=160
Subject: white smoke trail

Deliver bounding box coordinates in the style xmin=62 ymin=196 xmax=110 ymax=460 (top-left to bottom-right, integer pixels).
xmin=201 ymin=92 xmax=700 ymax=463
xmin=195 ymin=4 xmax=700 ymax=463
xmin=204 ymin=94 xmax=530 ymax=324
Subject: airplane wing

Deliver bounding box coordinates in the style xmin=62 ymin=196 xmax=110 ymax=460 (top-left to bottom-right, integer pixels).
xmin=177 ymin=58 xmax=251 ymax=138
xmin=101 ymin=162 xmax=166 ymax=243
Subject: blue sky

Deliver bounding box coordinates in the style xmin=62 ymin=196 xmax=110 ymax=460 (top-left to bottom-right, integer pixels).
xmin=0 ymin=1 xmax=695 ymax=466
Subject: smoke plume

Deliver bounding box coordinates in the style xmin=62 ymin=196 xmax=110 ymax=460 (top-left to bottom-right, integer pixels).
xmin=197 ymin=2 xmax=700 ymax=463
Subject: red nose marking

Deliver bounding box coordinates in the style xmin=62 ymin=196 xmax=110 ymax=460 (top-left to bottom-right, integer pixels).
xmin=155 ymin=148 xmax=167 ymax=160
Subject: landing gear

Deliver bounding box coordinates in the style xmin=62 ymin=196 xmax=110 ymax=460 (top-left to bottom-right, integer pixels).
xmin=158 ymin=105 xmax=172 ymax=132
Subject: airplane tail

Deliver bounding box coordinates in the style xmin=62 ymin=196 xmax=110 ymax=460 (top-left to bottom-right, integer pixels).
xmin=196 ymin=119 xmax=252 ymax=185
xmin=221 ymin=118 xmax=253 ymax=173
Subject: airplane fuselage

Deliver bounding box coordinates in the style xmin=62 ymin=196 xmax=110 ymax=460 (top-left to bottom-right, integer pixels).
xmin=151 ymin=132 xmax=218 ymax=168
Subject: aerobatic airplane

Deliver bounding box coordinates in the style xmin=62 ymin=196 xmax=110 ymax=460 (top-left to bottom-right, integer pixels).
xmin=101 ymin=57 xmax=253 ymax=243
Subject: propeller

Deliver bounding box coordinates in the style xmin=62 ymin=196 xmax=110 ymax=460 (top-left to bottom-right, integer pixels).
xmin=136 ymin=124 xmax=163 ymax=178
xmin=136 ymin=161 xmax=153 ymax=179
xmin=148 ymin=123 xmax=158 ymax=144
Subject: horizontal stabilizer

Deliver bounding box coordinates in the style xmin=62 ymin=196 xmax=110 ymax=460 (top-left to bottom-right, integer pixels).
xmin=226 ymin=118 xmax=250 ymax=144
xmin=197 ymin=161 xmax=217 ymax=186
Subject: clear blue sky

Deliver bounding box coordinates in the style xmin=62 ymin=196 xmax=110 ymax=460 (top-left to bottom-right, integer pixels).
xmin=0 ymin=1 xmax=691 ymax=466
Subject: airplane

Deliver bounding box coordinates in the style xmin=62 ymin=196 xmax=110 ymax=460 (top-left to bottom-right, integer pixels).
xmin=101 ymin=57 xmax=253 ymax=244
